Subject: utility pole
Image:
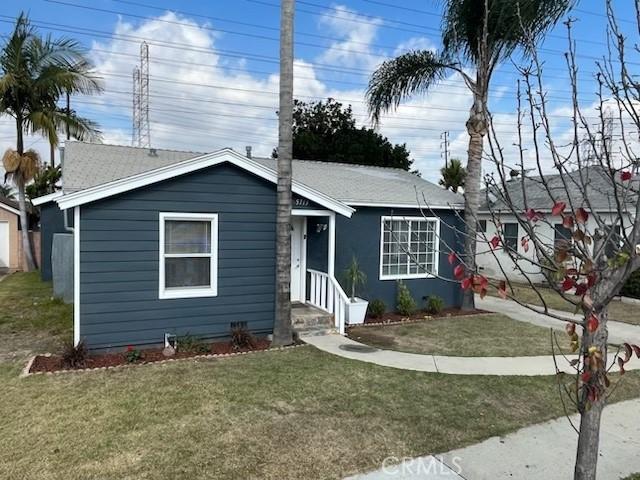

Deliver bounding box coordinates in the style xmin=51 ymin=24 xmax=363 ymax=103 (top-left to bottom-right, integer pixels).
xmin=440 ymin=131 xmax=450 ymax=168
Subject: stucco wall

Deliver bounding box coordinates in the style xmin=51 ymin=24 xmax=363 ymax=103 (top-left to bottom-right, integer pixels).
xmin=0 ymin=207 xmax=19 ymax=270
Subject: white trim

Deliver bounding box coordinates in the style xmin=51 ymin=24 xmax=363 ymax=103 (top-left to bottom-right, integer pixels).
xmin=292 ymin=209 xmax=333 ymax=216
xmin=378 ymin=215 xmax=440 ymax=281
xmin=56 ymin=149 xmax=354 ymax=218
xmin=346 ymin=201 xmax=463 ymax=210
xmin=301 ymin=217 xmax=308 ymax=303
xmin=73 ymin=206 xmax=80 ymax=346
xmin=31 ymin=190 xmax=64 ymax=206
xmin=328 ymin=212 xmax=336 ymax=278
xmin=0 ymin=201 xmax=20 ymax=216
xmin=158 ymin=212 xmax=219 ymax=300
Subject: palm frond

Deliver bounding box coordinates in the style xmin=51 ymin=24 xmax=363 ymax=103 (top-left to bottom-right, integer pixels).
xmin=367 ymin=50 xmax=451 ymax=123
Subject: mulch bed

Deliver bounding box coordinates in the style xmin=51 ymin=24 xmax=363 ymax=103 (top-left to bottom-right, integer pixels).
xmin=360 ymin=307 xmax=489 ymax=326
xmin=30 ymin=338 xmax=275 ymax=374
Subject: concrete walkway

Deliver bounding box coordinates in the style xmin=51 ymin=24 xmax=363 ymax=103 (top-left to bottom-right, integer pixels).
xmin=346 ymin=398 xmax=640 ymax=480
xmin=302 ymin=334 xmax=640 ymax=376
xmin=477 ymin=295 xmax=640 ymax=346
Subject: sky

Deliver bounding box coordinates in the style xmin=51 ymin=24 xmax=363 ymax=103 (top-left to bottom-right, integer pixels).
xmin=0 ymin=0 xmax=639 ymax=182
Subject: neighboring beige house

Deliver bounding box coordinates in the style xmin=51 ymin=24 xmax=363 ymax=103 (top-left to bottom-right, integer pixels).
xmin=0 ymin=196 xmax=40 ymax=273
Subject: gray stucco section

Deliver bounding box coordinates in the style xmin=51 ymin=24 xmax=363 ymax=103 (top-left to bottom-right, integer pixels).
xmin=334 ymin=207 xmax=463 ymax=311
xmin=79 ymin=163 xmax=276 ymax=350
xmin=52 ymin=233 xmax=73 ymax=303
xmin=40 ymin=201 xmax=67 ymax=281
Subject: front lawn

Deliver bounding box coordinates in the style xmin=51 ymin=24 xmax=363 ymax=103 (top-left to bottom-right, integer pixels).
xmin=489 ymin=283 xmax=640 ymax=326
xmin=0 ymin=272 xmax=72 ymax=360
xmin=349 ymin=314 xmax=571 ymax=357
xmin=2 ymin=349 xmax=640 ymax=479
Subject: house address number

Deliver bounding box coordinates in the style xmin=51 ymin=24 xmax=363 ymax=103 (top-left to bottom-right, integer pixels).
xmin=295 ymin=198 xmax=310 ymax=207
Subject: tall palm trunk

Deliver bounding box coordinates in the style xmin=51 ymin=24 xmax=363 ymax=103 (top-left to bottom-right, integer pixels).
xmin=461 ymin=91 xmax=487 ymax=310
xmin=15 ymin=119 xmax=36 ymax=271
xmin=272 ymin=0 xmax=295 ymax=346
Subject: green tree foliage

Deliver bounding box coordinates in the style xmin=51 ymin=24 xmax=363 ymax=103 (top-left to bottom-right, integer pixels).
xmin=439 ymin=158 xmax=467 ymax=193
xmin=26 ymin=164 xmax=61 ymax=200
xmin=0 ymin=183 xmax=15 ymax=199
xmin=273 ymin=98 xmax=413 ymax=171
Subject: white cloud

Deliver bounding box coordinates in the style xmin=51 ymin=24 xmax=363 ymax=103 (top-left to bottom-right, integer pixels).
xmin=393 ymin=37 xmax=437 ymax=56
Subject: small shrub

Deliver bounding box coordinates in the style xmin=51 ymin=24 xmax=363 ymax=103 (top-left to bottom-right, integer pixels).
xmin=621 ymin=269 xmax=640 ymax=299
xmin=424 ymin=295 xmax=445 ymax=315
xmin=124 ymin=345 xmax=143 ymax=363
xmin=231 ymin=325 xmax=257 ymax=351
xmin=61 ymin=340 xmax=88 ymax=369
xmin=177 ymin=334 xmax=210 ymax=354
xmin=368 ymin=299 xmax=386 ymax=318
xmin=396 ymin=281 xmax=417 ymax=316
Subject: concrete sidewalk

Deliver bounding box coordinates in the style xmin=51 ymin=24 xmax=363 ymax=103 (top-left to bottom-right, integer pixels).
xmin=347 ymin=398 xmax=640 ymax=480
xmin=477 ymin=295 xmax=640 ymax=346
xmin=302 ymin=334 xmax=640 ymax=376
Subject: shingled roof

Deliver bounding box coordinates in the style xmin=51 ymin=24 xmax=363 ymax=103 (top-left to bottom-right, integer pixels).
xmin=60 ymin=142 xmax=463 ymax=209
xmin=481 ymin=166 xmax=638 ymax=213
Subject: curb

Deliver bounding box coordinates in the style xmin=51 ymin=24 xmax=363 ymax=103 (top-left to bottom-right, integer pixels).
xmin=21 ymin=343 xmax=309 ymax=378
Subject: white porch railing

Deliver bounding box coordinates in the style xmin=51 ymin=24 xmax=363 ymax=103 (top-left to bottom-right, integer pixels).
xmin=307 ymin=268 xmax=349 ymax=335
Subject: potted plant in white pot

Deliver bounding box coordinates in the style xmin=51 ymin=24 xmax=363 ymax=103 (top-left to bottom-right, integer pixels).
xmin=344 ymin=256 xmax=368 ymax=325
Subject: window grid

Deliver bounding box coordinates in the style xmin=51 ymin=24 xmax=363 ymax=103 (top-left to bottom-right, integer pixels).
xmin=380 ymin=217 xmax=438 ymax=279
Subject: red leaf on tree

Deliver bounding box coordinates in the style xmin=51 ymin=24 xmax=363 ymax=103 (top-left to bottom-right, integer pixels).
xmin=587 ymin=385 xmax=599 ymax=402
xmin=587 ymin=272 xmax=597 ymax=288
xmin=565 ymin=322 xmax=576 ymax=336
xmin=461 ymin=276 xmax=473 ymax=290
xmin=525 ymin=208 xmax=542 ymax=222
xmin=562 ymin=215 xmax=574 ymax=229
xmin=581 ymin=371 xmax=591 ymax=383
xmin=621 ymin=170 xmax=632 ymax=181
xmin=623 ymin=343 xmax=633 ymax=363
xmin=575 ymin=207 xmax=589 ymax=224
xmin=453 ymin=264 xmax=465 ymax=280
xmin=552 ymin=201 xmax=566 ymax=216
xmin=618 ymin=357 xmax=626 ymax=375
xmin=587 ymin=313 xmax=599 ymax=333
xmin=574 ymin=283 xmax=588 ymax=296
xmin=480 ymin=287 xmax=488 ymax=299
xmin=448 ymin=251 xmax=457 ymax=265
xmin=521 ymin=236 xmax=529 ymax=253
xmin=566 ymin=268 xmax=578 ymax=276
xmin=489 ymin=235 xmax=501 ymax=249
xmin=561 ymin=277 xmax=575 ymax=292
xmin=633 ymin=344 xmax=640 ymax=359
xmin=498 ymin=280 xmax=507 ymax=299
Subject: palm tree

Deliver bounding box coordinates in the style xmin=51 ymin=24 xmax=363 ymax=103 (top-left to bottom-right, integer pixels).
xmin=0 ymin=13 xmax=102 ymax=271
xmin=367 ymin=0 xmax=573 ymax=310
xmin=272 ymin=0 xmax=295 ymax=346
xmin=439 ymin=158 xmax=466 ymax=193
xmin=0 ymin=182 xmax=15 ymax=199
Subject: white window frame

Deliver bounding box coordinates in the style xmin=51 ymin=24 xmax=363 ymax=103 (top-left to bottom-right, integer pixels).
xmin=159 ymin=212 xmax=218 ymax=299
xmin=379 ymin=215 xmax=440 ymax=280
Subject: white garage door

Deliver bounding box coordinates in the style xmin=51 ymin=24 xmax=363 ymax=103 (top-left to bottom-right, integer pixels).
xmin=0 ymin=221 xmax=9 ymax=268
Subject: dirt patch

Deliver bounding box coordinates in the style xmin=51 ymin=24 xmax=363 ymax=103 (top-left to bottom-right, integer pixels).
xmin=363 ymin=307 xmax=488 ymax=325
xmin=30 ymin=338 xmax=276 ymax=373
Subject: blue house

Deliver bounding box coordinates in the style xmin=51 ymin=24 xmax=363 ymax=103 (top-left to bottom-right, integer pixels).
xmin=34 ymin=142 xmax=464 ymax=350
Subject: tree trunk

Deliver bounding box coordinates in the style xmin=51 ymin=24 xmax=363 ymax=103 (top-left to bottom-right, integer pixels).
xmin=15 ymin=120 xmax=36 ymax=272
xmin=50 ymin=141 xmax=55 ymax=168
xmin=461 ymin=93 xmax=486 ymax=310
xmin=574 ymin=306 xmax=609 ymax=480
xmin=272 ymin=0 xmax=295 ymax=347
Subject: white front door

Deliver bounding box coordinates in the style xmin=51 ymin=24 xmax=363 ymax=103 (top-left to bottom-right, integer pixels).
xmin=0 ymin=221 xmax=9 ymax=269
xmin=290 ymin=217 xmax=305 ymax=302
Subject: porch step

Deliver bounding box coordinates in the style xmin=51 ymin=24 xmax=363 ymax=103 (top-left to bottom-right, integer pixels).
xmin=291 ymin=303 xmax=335 ymax=336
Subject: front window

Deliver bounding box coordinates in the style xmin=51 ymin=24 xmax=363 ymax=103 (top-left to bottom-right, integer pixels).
xmin=380 ymin=216 xmax=439 ymax=280
xmin=503 ymin=223 xmax=519 ymax=251
xmin=159 ymin=212 xmax=218 ymax=299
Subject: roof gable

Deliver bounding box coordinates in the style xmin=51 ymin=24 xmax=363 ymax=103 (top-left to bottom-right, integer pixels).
xmin=55 ymin=148 xmax=355 ymax=217
xmin=0 ymin=196 xmax=19 ymax=215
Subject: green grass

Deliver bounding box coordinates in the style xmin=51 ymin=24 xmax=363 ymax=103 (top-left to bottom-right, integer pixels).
xmin=348 ymin=314 xmax=575 ymax=357
xmin=0 ymin=272 xmax=72 ymax=359
xmin=488 ymin=283 xmax=640 ymax=326
xmin=1 ymin=348 xmax=640 ymax=479
xmin=622 ymin=475 xmax=640 ymax=480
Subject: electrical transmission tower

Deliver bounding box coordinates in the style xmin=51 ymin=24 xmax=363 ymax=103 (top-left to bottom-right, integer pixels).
xmin=132 ymin=42 xmax=150 ymax=148
xmin=440 ymin=131 xmax=450 ymax=168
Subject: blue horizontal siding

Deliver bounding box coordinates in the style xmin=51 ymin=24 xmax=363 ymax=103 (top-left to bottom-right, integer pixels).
xmin=79 ymin=162 xmax=277 ymax=350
